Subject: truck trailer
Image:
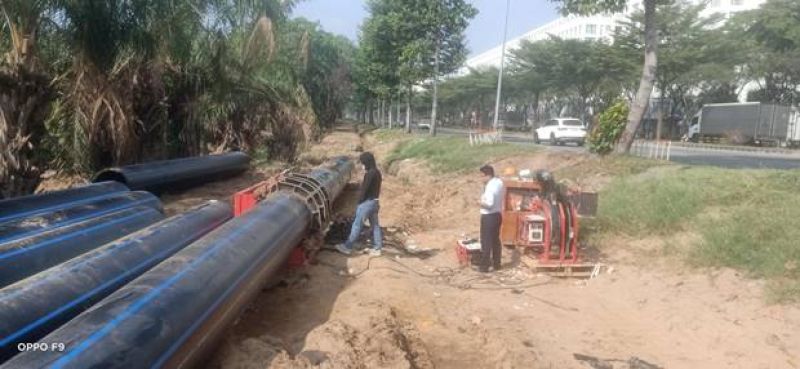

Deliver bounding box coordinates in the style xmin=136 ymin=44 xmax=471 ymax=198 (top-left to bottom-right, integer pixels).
xmin=686 ymin=102 xmax=798 ymax=146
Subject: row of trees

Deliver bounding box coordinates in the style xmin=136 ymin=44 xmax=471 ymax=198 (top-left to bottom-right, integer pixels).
xmin=350 ymin=0 xmax=477 ymax=136
xmin=0 ymin=0 xmax=355 ymax=198
xmin=432 ymin=0 xmax=799 ymax=150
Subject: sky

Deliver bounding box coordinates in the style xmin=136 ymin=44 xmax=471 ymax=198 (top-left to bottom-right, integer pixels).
xmin=292 ymin=0 xmax=561 ymax=57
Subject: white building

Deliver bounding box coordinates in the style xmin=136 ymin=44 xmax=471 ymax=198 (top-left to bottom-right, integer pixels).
xmin=461 ymin=14 xmax=620 ymax=73
xmin=462 ymin=0 xmax=767 ymax=72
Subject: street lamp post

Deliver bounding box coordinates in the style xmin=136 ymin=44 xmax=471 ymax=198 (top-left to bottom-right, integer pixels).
xmin=492 ymin=0 xmax=511 ymax=132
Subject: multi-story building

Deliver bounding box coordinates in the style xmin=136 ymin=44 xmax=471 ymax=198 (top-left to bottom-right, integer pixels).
xmin=462 ymin=0 xmax=767 ymax=72
xmin=461 ymin=14 xmax=621 ymax=72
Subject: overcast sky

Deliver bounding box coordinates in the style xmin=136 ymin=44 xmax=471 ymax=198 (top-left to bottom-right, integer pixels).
xmin=292 ymin=0 xmax=561 ymax=57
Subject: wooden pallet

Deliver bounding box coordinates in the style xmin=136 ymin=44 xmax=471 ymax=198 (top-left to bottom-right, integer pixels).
xmin=521 ymin=258 xmax=605 ymax=278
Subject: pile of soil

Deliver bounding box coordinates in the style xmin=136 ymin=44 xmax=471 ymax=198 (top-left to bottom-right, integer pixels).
xmin=212 ymin=302 xmax=433 ymax=369
xmin=34 ymin=172 xmax=89 ymax=194
xmin=380 ymin=158 xmax=482 ymax=233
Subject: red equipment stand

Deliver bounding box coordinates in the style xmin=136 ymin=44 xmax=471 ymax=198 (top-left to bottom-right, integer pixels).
xmin=231 ymin=170 xmax=308 ymax=268
xmin=538 ymin=201 xmax=579 ymax=265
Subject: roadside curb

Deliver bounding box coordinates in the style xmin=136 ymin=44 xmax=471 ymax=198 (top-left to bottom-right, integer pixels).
xmin=670 ymin=141 xmax=800 ymax=155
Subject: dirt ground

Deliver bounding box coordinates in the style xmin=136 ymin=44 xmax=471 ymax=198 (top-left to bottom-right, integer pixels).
xmin=170 ymin=127 xmax=799 ymax=369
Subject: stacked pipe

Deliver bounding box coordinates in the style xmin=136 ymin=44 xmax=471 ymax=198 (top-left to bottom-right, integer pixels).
xmin=0 ymin=201 xmax=232 ymax=362
xmin=0 ymin=183 xmax=165 ymax=288
xmin=0 ymin=191 xmax=161 ymax=244
xmin=2 ymin=157 xmax=353 ymax=369
xmin=0 ymin=181 xmax=129 ymax=223
xmin=0 ymin=152 xmax=252 ymax=290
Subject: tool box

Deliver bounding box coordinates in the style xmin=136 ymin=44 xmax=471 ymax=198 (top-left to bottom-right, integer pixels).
xmin=456 ymin=238 xmax=482 ymax=266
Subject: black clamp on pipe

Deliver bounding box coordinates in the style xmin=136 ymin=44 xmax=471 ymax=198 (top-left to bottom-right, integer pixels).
xmin=279 ymin=173 xmax=331 ymax=231
xmin=277 ymin=156 xmax=353 ymax=232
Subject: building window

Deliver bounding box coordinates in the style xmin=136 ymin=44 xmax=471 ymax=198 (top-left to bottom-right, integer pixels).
xmin=586 ymin=24 xmax=597 ymax=35
xmin=731 ymin=0 xmax=743 ymax=5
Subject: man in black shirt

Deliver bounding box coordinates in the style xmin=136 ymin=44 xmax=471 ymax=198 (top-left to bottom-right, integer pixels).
xmin=336 ymin=152 xmax=383 ymax=256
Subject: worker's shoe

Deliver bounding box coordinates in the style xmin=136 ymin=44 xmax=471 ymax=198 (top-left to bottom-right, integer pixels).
xmin=369 ymin=249 xmax=382 ymax=257
xmin=335 ymin=244 xmax=352 ymax=255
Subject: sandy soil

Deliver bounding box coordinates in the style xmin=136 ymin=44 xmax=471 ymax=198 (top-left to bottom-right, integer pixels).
xmin=187 ymin=128 xmax=800 ymax=369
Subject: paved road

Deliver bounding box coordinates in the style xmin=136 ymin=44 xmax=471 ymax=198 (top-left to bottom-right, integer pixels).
xmin=434 ymin=127 xmax=800 ymax=170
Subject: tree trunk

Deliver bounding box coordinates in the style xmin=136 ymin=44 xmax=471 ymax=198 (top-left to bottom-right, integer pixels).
xmin=388 ymin=98 xmax=393 ymax=129
xmin=397 ymin=101 xmax=401 ymax=126
xmin=477 ymin=96 xmax=483 ymax=130
xmin=368 ymin=99 xmax=374 ymax=126
xmin=430 ymin=44 xmax=440 ymax=137
xmin=656 ymin=100 xmax=664 ymax=141
xmin=405 ymin=86 xmax=412 ymax=133
xmin=616 ymin=0 xmax=658 ymax=154
xmin=379 ymin=99 xmax=385 ymax=128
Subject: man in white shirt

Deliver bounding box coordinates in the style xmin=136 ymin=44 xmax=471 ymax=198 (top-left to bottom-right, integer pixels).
xmin=479 ymin=164 xmax=504 ymax=273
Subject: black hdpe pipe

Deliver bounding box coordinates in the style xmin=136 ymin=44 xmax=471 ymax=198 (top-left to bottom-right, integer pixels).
xmin=0 ymin=201 xmax=232 ymax=363
xmin=0 ymin=206 xmax=165 ymax=288
xmin=3 ymin=157 xmax=353 ymax=369
xmin=0 ymin=191 xmax=162 ymax=244
xmin=0 ymin=182 xmax=129 ymax=224
xmin=92 ymin=152 xmax=251 ymax=193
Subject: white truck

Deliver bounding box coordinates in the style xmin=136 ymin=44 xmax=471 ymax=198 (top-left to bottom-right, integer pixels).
xmin=686 ymin=102 xmax=800 ymax=147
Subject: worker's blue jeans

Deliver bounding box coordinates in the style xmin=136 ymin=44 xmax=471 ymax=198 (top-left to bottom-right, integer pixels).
xmin=344 ymin=199 xmax=383 ymax=250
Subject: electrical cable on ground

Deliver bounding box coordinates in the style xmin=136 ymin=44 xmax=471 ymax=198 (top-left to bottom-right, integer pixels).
xmin=318 ymin=243 xmax=553 ymax=291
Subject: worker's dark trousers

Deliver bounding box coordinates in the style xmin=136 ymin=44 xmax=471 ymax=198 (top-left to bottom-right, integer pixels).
xmin=480 ymin=212 xmax=502 ymax=272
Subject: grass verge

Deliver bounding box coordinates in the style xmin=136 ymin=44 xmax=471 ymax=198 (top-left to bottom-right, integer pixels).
xmin=555 ymin=154 xmax=662 ymax=183
xmin=372 ymin=128 xmax=409 ymax=143
xmin=599 ymin=166 xmax=800 ymax=302
xmin=385 ymin=136 xmax=539 ymax=173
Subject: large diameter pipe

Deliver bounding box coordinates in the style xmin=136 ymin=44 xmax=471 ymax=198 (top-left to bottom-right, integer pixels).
xmin=0 ymin=206 xmax=165 ymax=288
xmin=4 ymin=158 xmax=352 ymax=369
xmin=3 ymin=194 xmax=311 ymax=369
xmin=307 ymin=156 xmax=354 ymax=198
xmin=92 ymin=152 xmax=251 ymax=193
xmin=0 ymin=201 xmax=232 ymax=363
xmin=0 ymin=182 xmax=129 ymax=224
xmin=0 ymin=191 xmax=163 ymax=244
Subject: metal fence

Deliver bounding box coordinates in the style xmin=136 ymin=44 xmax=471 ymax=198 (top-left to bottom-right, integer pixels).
xmin=468 ymin=129 xmax=503 ymax=146
xmin=630 ymin=140 xmax=672 ymax=161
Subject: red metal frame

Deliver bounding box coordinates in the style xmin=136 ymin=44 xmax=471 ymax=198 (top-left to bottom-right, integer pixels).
xmin=568 ymin=203 xmax=579 ymax=263
xmin=232 ymin=171 xmax=286 ymax=217
xmin=231 ymin=171 xmax=308 ymax=268
xmin=498 ymin=178 xmax=582 ymax=265
xmin=557 ymin=203 xmax=567 ymax=262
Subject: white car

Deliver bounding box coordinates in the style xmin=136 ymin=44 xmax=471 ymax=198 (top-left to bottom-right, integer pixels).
xmin=533 ymin=118 xmax=587 ymax=146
